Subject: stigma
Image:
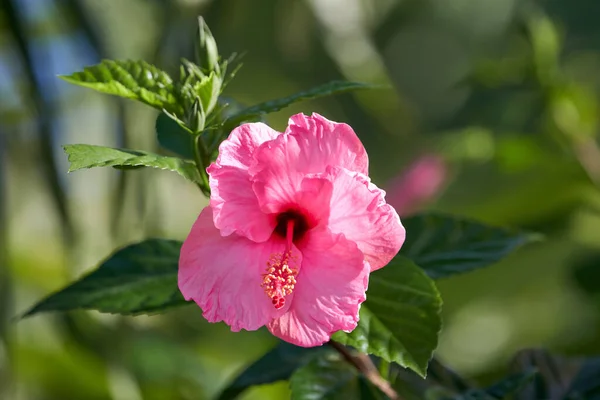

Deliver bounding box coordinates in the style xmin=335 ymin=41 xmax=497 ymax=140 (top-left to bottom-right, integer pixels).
xmin=261 ymin=251 xmax=298 ymax=309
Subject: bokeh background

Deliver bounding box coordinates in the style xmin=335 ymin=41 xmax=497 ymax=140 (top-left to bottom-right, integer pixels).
xmin=2 ymin=0 xmax=600 ymax=399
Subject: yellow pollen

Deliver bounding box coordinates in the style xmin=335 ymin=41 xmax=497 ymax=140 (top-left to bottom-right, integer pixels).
xmin=261 ymin=251 xmax=298 ymax=310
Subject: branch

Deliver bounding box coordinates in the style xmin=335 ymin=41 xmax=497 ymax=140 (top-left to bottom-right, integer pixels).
xmin=329 ymin=341 xmax=401 ymax=400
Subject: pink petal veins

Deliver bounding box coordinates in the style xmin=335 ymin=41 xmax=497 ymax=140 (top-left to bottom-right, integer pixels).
xmin=209 ymin=165 xmax=275 ymax=242
xmin=180 ymin=113 xmax=405 ymax=346
xmin=327 ymin=166 xmax=405 ymax=271
xmin=287 ymin=113 xmax=369 ymax=175
xmin=179 ymin=207 xmax=301 ymax=331
xmin=214 ymin=122 xmax=280 ymax=170
xmin=208 ymin=122 xmax=280 ymax=242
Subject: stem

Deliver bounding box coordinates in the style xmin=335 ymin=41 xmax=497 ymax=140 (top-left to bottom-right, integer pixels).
xmin=329 ymin=341 xmax=401 ymax=400
xmin=193 ymin=135 xmax=211 ymax=196
xmin=573 ymin=138 xmax=600 ymax=187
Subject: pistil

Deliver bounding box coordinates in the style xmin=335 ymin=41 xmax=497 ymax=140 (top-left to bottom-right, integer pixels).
xmin=261 ymin=219 xmax=298 ymax=309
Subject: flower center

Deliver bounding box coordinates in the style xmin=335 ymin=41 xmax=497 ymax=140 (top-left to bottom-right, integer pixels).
xmin=274 ymin=210 xmax=310 ymax=243
xmin=261 ymin=219 xmax=299 ymax=309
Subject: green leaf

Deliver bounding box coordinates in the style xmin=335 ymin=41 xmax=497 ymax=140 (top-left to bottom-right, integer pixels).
xmin=484 ymin=370 xmax=537 ymax=399
xmin=332 ymin=256 xmax=442 ymax=378
xmin=290 ymin=355 xmax=386 ymax=400
xmin=426 ymin=358 xmax=472 ymax=393
xmin=448 ymin=370 xmax=537 ymax=400
xmin=224 ymin=81 xmax=378 ymax=127
xmin=177 ymin=62 xmax=222 ymax=120
xmin=509 ymin=349 xmax=574 ymax=400
xmin=63 ymin=144 xmax=202 ymax=185
xmin=60 ymin=60 xmax=181 ymax=114
xmin=193 ymin=71 xmax=221 ymax=116
xmin=565 ymin=358 xmax=600 ymax=400
xmin=217 ymin=342 xmax=327 ymax=400
xmin=23 ymin=239 xmax=187 ymax=316
xmin=155 ymin=112 xmax=195 ymax=159
xmin=400 ymin=213 xmax=539 ymax=279
xmin=388 ymin=358 xmax=471 ymax=400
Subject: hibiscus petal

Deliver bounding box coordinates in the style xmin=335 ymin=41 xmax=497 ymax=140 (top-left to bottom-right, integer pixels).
xmin=179 ymin=207 xmax=301 ymax=332
xmin=252 ymin=172 xmax=333 ymax=227
xmin=293 ymin=176 xmax=332 ymax=225
xmin=208 ymin=123 xmax=280 ymax=242
xmin=249 ymin=112 xmax=367 ymax=181
xmin=327 ymin=166 xmax=405 ymax=271
xmin=249 ymin=137 xmax=304 ymax=213
xmin=214 ymin=122 xmax=280 ymax=170
xmin=267 ymin=227 xmax=369 ymax=347
xmin=249 ymin=113 xmax=367 ymax=223
xmin=209 ymin=165 xmax=275 ymax=242
xmin=287 ymin=112 xmax=369 ymax=175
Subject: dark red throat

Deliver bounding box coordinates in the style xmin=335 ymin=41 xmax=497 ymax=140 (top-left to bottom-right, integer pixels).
xmin=274 ymin=210 xmax=310 ymax=243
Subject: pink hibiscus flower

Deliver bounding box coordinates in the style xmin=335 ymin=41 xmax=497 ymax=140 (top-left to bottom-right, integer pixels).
xmin=385 ymin=154 xmax=448 ymax=217
xmin=178 ymin=113 xmax=405 ymax=347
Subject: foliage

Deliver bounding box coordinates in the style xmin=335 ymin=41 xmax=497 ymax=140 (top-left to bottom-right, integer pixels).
xmin=217 ymin=342 xmax=328 ymax=400
xmin=25 ymin=209 xmax=534 ymax=390
xmin=400 ymin=213 xmax=540 ymax=279
xmin=22 ymin=239 xmax=187 ymax=316
xmin=332 ymin=256 xmax=442 ymax=378
xmin=289 ymin=355 xmax=386 ymax=400
xmin=64 ymin=144 xmax=203 ymax=184
xmin=12 ymin=6 xmax=600 ymax=400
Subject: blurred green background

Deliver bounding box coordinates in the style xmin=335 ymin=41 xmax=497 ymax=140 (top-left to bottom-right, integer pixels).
xmin=2 ymin=0 xmax=600 ymax=399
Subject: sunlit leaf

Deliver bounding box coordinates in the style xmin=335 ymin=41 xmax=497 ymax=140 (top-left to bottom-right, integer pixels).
xmin=177 ymin=62 xmax=222 ymax=118
xmin=23 ymin=239 xmax=187 ymax=316
xmin=224 ymin=81 xmax=379 ymax=127
xmin=401 ymin=213 xmax=540 ymax=279
xmin=60 ymin=60 xmax=181 ymax=114
xmin=332 ymin=256 xmax=442 ymax=378
xmin=217 ymin=342 xmax=327 ymax=400
xmin=64 ymin=144 xmax=202 ymax=185
xmin=290 ymin=355 xmax=386 ymax=400
xmin=193 ymin=71 xmax=221 ymax=116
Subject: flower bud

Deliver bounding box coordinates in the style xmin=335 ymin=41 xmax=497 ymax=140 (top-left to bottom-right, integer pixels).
xmin=195 ymin=17 xmax=220 ymax=76
xmin=187 ymin=98 xmax=206 ymax=134
xmin=386 ymin=154 xmax=448 ymax=216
